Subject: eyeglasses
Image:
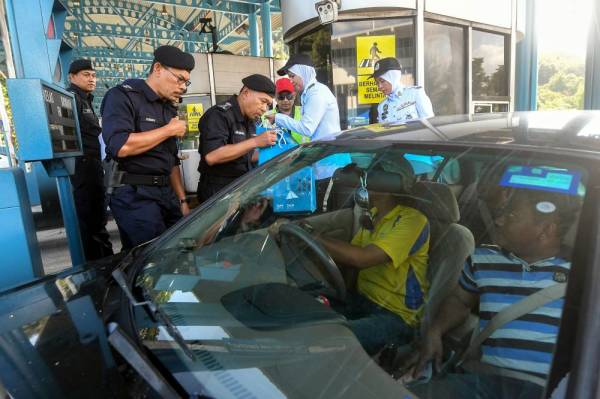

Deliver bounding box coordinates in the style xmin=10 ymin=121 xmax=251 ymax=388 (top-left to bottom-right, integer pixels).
xmin=277 ymin=93 xmax=295 ymax=101
xmin=164 ymin=67 xmax=191 ymax=87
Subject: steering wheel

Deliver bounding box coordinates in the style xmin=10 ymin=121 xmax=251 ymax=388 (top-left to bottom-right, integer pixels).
xmin=279 ymin=223 xmax=346 ymax=301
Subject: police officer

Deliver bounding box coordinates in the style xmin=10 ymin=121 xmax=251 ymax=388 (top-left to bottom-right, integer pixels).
xmin=67 ymin=59 xmax=113 ymax=260
xmin=372 ymin=57 xmax=434 ymax=123
xmin=196 ymin=74 xmax=277 ymax=204
xmin=101 ymin=45 xmax=194 ymax=249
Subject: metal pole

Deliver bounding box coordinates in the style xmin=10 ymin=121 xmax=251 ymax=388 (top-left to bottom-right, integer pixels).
xmin=248 ymin=11 xmax=259 ymax=57
xmin=584 ymin=0 xmax=600 ymax=109
xmin=260 ymin=1 xmax=272 ymax=58
xmin=515 ymin=0 xmax=538 ymax=111
xmin=55 ymin=175 xmax=85 ymax=266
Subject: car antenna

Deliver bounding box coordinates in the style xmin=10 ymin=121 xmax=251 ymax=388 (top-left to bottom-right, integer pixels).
xmin=112 ymin=269 xmax=196 ymax=361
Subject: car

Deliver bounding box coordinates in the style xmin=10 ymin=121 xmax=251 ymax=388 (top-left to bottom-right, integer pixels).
xmin=0 ymin=111 xmax=599 ymax=399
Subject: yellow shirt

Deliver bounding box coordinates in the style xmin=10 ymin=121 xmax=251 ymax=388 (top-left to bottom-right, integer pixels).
xmin=353 ymin=204 xmax=430 ymax=327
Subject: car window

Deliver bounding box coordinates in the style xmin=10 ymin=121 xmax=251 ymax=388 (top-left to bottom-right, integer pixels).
xmin=132 ymin=143 xmax=589 ymax=399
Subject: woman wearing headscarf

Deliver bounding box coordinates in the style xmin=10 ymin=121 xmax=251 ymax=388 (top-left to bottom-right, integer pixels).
xmin=266 ymin=54 xmax=350 ymax=179
xmin=373 ymin=57 xmax=434 ymax=124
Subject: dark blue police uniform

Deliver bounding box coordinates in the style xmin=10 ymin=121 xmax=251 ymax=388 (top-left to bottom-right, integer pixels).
xmin=101 ymin=78 xmax=182 ymax=249
xmin=197 ymin=95 xmax=256 ymax=203
xmin=68 ymin=83 xmax=113 ymax=260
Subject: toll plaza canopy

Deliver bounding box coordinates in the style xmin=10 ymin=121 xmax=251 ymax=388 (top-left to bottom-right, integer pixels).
xmin=62 ymin=0 xmax=282 ymax=108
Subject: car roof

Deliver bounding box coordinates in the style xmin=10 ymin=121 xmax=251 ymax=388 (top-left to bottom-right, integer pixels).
xmin=335 ymin=111 xmax=600 ymax=156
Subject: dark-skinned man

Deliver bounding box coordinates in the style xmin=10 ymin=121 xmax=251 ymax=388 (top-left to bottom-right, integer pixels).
xmin=101 ymin=45 xmax=194 ymax=250
xmin=67 ymin=59 xmax=113 ymax=260
xmin=196 ymin=74 xmax=277 ymax=204
xmin=410 ymin=189 xmax=577 ymax=398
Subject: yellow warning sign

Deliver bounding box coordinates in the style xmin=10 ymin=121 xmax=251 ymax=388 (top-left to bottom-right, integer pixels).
xmin=186 ymin=103 xmax=204 ymax=133
xmin=356 ymin=35 xmax=396 ymax=104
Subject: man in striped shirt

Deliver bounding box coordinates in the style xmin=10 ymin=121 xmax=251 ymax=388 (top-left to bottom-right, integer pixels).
xmin=411 ymin=189 xmax=578 ymax=398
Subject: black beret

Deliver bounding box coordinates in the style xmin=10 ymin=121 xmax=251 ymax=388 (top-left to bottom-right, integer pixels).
xmin=242 ymin=74 xmax=276 ymax=97
xmin=69 ymin=59 xmax=94 ymax=74
xmin=370 ymin=57 xmax=401 ymax=79
xmin=277 ymin=53 xmax=314 ymax=76
xmin=153 ymin=45 xmax=195 ymax=71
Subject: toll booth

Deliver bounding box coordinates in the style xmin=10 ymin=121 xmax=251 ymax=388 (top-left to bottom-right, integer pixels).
xmin=4 ymin=78 xmax=85 ymax=280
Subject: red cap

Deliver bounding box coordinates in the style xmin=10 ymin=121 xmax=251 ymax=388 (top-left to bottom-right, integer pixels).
xmin=275 ymin=78 xmax=295 ymax=94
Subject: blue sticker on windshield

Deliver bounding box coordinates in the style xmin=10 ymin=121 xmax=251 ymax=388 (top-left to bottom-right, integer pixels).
xmin=499 ymin=166 xmax=580 ymax=195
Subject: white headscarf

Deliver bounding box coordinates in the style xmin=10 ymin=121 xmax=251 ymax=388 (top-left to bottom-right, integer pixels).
xmin=380 ymin=69 xmax=403 ymax=98
xmin=289 ymin=64 xmax=317 ymax=93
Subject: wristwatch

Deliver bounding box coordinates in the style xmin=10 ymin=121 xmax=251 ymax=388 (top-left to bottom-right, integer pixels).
xmin=179 ymin=198 xmax=188 ymax=205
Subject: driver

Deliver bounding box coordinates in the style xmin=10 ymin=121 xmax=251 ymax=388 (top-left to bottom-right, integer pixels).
xmin=316 ymin=154 xmax=430 ymax=355
xmin=410 ymin=188 xmax=578 ymax=398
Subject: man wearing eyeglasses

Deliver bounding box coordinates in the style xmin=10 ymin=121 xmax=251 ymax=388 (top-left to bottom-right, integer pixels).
xmin=67 ymin=59 xmax=113 ymax=260
xmin=101 ymin=45 xmax=194 ymax=249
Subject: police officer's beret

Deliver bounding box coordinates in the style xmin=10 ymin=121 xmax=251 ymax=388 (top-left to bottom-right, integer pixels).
xmin=370 ymin=57 xmax=401 ymax=79
xmin=69 ymin=59 xmax=94 ymax=74
xmin=242 ymin=74 xmax=276 ymax=97
xmin=153 ymin=45 xmax=195 ymax=71
xmin=277 ymin=53 xmax=314 ymax=76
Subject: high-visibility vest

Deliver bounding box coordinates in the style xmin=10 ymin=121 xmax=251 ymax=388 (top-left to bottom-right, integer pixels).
xmin=289 ymin=106 xmax=309 ymax=144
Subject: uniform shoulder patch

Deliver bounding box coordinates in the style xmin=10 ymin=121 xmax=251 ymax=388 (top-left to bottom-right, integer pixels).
xmin=217 ymin=102 xmax=232 ymax=111
xmin=120 ymin=84 xmax=133 ymax=90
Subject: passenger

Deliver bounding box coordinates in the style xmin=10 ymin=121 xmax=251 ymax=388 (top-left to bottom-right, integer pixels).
xmin=67 ymin=59 xmax=113 ymax=260
xmin=315 ymin=155 xmax=430 ymax=355
xmin=266 ymin=54 xmax=350 ymax=180
xmin=372 ymin=57 xmax=434 ymax=124
xmin=411 ymin=189 xmax=577 ymax=399
xmin=196 ymin=74 xmax=277 ymax=204
xmin=101 ymin=45 xmax=194 ymax=249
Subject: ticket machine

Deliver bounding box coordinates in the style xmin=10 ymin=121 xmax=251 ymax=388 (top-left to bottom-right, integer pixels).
xmin=6 ymin=78 xmax=85 ymax=271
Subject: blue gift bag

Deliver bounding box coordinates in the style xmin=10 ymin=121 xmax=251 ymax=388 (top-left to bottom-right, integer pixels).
xmin=256 ymin=126 xmax=298 ymax=165
xmin=271 ymin=166 xmax=316 ymax=214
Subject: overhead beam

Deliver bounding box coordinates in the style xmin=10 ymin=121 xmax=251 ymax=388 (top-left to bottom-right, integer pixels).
xmin=64 ymin=20 xmax=210 ymax=45
xmin=143 ymin=0 xmax=253 ymax=16
xmin=73 ymin=47 xmax=155 ymax=61
xmin=69 ymin=0 xmax=180 ymax=29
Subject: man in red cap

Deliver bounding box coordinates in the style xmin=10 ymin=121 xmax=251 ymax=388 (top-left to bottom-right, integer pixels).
xmin=272 ymin=78 xmax=306 ymax=144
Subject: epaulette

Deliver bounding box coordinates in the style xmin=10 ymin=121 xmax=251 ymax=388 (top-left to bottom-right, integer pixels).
xmin=217 ymin=102 xmax=232 ymax=111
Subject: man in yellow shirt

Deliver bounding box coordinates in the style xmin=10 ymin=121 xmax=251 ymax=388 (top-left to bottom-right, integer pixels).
xmin=318 ymin=155 xmax=430 ymax=354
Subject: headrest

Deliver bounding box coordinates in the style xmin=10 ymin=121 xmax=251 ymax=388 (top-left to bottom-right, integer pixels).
xmin=333 ymin=167 xmax=460 ymax=223
xmin=332 ymin=164 xmax=407 ymax=194
xmin=413 ymin=182 xmax=460 ymax=223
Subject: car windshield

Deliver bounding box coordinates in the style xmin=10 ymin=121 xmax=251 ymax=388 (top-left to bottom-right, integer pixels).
xmin=133 ymin=140 xmax=588 ymax=398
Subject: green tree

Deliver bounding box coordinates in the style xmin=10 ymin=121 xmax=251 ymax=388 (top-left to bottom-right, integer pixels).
xmin=537 ymin=53 xmax=585 ymax=110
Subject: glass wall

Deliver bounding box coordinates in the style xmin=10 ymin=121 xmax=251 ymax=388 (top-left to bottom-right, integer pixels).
xmin=472 ymin=29 xmax=509 ymax=101
xmin=424 ymin=21 xmax=466 ymax=115
xmin=288 ymin=26 xmax=333 ymax=88
xmin=331 ymin=18 xmax=415 ymax=129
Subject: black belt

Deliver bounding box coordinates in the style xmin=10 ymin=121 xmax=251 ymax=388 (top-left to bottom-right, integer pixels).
xmin=121 ymin=173 xmax=170 ymax=187
xmin=200 ymin=174 xmax=239 ymax=184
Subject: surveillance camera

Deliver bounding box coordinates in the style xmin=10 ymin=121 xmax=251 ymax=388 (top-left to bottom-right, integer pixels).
xmin=315 ymin=0 xmax=340 ymax=25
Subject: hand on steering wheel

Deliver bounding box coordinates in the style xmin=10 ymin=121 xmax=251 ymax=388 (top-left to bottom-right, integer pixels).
xmin=278 ymin=223 xmax=346 ymax=301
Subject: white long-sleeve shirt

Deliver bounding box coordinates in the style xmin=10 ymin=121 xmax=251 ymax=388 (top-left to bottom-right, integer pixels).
xmin=274 ymin=81 xmax=341 ymax=141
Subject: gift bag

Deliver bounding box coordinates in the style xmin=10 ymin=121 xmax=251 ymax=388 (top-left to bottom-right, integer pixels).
xmin=271 ymin=166 xmax=316 ymax=214
xmin=256 ymin=120 xmax=298 ymax=165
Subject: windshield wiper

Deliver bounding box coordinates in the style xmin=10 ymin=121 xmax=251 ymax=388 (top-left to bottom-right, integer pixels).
xmin=112 ymin=269 xmax=196 ymax=361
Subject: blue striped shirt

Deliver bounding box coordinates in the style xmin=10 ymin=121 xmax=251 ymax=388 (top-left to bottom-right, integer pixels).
xmin=459 ymin=246 xmax=569 ymax=378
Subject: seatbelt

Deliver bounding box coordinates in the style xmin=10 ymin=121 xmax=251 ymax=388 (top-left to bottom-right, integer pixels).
xmin=457 ymin=283 xmax=567 ymax=385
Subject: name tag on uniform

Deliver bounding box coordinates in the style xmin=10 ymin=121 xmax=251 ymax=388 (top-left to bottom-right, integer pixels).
xmin=234 ymin=130 xmax=246 ymax=137
xmin=144 ymin=117 xmax=157 ymax=123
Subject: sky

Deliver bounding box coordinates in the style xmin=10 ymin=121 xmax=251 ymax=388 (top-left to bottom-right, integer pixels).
xmin=536 ymin=0 xmax=594 ymax=57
